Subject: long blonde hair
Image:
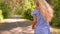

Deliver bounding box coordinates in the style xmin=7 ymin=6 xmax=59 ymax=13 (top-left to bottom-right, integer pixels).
xmin=35 ymin=0 xmax=53 ymax=22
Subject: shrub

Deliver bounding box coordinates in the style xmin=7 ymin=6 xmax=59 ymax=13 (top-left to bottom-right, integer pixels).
xmin=0 ymin=1 xmax=11 ymax=18
xmin=0 ymin=10 xmax=3 ymax=22
xmin=51 ymin=0 xmax=60 ymax=27
xmin=23 ymin=9 xmax=33 ymax=20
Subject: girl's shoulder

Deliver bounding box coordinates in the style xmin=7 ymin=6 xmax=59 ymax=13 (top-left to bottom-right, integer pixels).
xmin=32 ymin=9 xmax=39 ymax=13
xmin=31 ymin=9 xmax=40 ymax=16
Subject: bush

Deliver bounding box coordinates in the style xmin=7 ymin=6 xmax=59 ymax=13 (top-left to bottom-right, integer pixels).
xmin=23 ymin=9 xmax=33 ymax=20
xmin=15 ymin=7 xmax=23 ymax=15
xmin=0 ymin=1 xmax=11 ymax=18
xmin=0 ymin=10 xmax=3 ymax=22
xmin=14 ymin=0 xmax=34 ymax=20
xmin=51 ymin=0 xmax=60 ymax=27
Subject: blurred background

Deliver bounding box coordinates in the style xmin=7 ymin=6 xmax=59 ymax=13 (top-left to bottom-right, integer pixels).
xmin=0 ymin=0 xmax=60 ymax=34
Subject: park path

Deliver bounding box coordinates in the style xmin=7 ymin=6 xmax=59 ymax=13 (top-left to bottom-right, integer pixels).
xmin=0 ymin=15 xmax=34 ymax=34
xmin=0 ymin=19 xmax=34 ymax=34
xmin=0 ymin=15 xmax=60 ymax=34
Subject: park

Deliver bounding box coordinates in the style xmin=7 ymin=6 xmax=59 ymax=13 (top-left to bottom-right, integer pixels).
xmin=0 ymin=0 xmax=60 ymax=34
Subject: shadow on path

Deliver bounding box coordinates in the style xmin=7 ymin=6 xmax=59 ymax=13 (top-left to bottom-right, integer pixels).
xmin=0 ymin=21 xmax=32 ymax=31
xmin=0 ymin=15 xmax=34 ymax=34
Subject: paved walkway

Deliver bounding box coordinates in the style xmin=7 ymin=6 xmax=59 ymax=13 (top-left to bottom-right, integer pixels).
xmin=0 ymin=15 xmax=60 ymax=34
xmin=0 ymin=19 xmax=34 ymax=34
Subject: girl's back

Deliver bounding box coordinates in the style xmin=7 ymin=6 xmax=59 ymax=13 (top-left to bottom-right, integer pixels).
xmin=31 ymin=9 xmax=50 ymax=34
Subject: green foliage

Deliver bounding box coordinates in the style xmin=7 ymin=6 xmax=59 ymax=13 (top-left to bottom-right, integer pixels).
xmin=15 ymin=7 xmax=23 ymax=15
xmin=15 ymin=0 xmax=35 ymax=20
xmin=23 ymin=9 xmax=33 ymax=20
xmin=0 ymin=1 xmax=11 ymax=18
xmin=51 ymin=0 xmax=60 ymax=27
xmin=21 ymin=0 xmax=34 ymax=20
xmin=23 ymin=0 xmax=35 ymax=10
xmin=0 ymin=10 xmax=3 ymax=22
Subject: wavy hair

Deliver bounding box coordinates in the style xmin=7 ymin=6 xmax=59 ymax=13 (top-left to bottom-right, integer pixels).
xmin=35 ymin=0 xmax=53 ymax=22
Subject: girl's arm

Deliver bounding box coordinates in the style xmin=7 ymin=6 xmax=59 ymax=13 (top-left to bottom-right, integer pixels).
xmin=32 ymin=14 xmax=36 ymax=29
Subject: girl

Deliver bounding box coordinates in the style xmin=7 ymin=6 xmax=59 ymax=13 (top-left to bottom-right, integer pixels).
xmin=31 ymin=0 xmax=53 ymax=34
